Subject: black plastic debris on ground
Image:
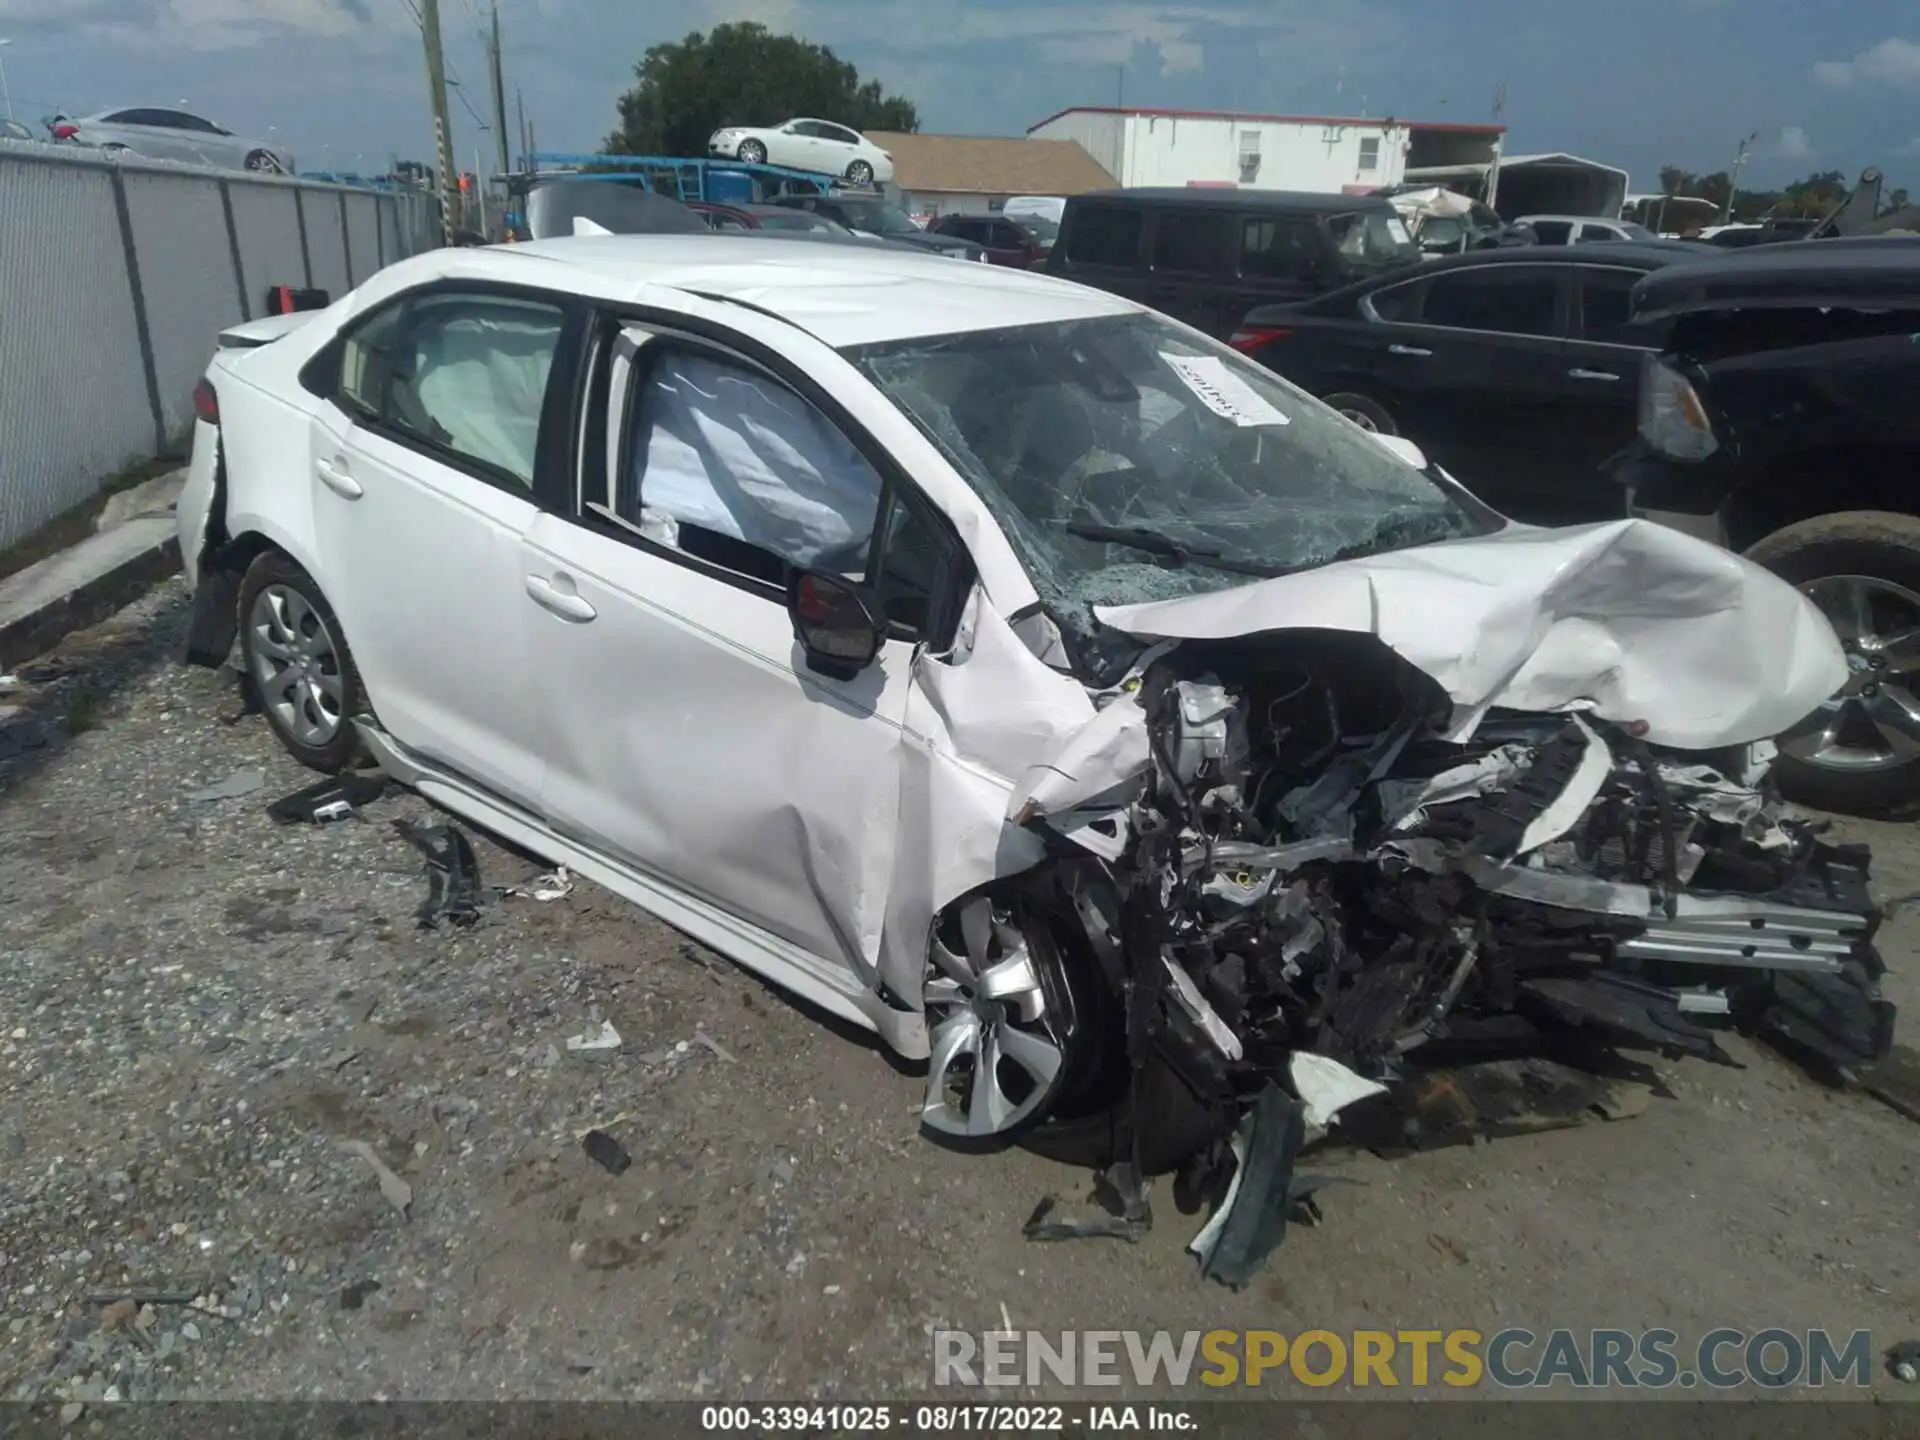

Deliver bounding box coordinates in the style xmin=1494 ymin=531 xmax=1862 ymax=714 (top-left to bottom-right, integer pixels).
xmin=269 ymin=771 xmax=388 ymax=825
xmin=338 ymin=1278 xmax=381 ymax=1311
xmin=1191 ymin=1084 xmax=1357 ymax=1291
xmin=581 ymin=1130 xmax=632 ymax=1176
xmin=1023 ymin=1161 xmax=1151 ymax=1243
xmin=391 ymin=819 xmax=485 ymax=929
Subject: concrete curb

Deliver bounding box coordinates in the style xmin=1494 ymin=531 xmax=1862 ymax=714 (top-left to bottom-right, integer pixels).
xmin=0 ymin=478 xmax=186 ymax=671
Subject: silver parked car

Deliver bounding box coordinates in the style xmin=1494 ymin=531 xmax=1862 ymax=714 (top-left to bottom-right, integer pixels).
xmin=50 ymin=107 xmax=292 ymax=173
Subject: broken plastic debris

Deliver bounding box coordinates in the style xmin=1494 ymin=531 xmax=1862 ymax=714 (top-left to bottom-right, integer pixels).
xmin=1888 ymin=1340 xmax=1920 ymax=1384
xmin=268 ymin=771 xmax=387 ymax=825
xmin=1023 ymin=1161 xmax=1151 ymax=1243
xmin=565 ymin=1020 xmax=623 ymax=1054
xmin=338 ymin=1140 xmax=412 ymax=1218
xmin=186 ymin=768 xmax=266 ymax=803
xmin=581 ymin=1129 xmax=632 ymax=1175
xmin=693 ymin=1030 xmax=737 ymax=1063
xmin=391 ymin=819 xmax=485 ymax=929
xmin=506 ymin=866 xmax=574 ymax=902
xmin=1289 ymin=1052 xmax=1387 ymax=1145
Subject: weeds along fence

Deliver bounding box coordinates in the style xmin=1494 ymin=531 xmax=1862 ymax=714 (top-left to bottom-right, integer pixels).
xmin=0 ymin=141 xmax=441 ymax=551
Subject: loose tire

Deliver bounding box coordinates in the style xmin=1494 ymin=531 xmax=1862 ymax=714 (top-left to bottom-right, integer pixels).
xmin=1747 ymin=510 xmax=1920 ymax=817
xmin=236 ymin=551 xmax=366 ymax=774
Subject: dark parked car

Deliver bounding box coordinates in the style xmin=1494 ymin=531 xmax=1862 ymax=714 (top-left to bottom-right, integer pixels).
xmin=928 ymin=212 xmax=1055 ymax=267
xmin=1043 ymin=188 xmax=1420 ymax=339
xmin=766 ymin=193 xmax=984 ymax=260
xmin=1231 ymin=242 xmax=1704 ymax=521
xmin=1607 ymin=237 xmax=1920 ymax=814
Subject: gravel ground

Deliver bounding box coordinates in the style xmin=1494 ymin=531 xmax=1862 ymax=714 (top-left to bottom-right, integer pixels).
xmin=2 ymin=579 xmax=1918 ymax=1405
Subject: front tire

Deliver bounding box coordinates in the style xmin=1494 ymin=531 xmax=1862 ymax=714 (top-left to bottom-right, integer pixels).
xmin=1748 ymin=511 xmax=1920 ymax=817
xmin=236 ymin=551 xmax=365 ymax=774
xmin=846 ymin=159 xmax=875 ymax=186
xmin=736 ymin=138 xmax=768 ymax=166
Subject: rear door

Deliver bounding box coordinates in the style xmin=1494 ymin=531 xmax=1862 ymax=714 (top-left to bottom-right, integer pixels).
xmin=1049 ymin=201 xmax=1148 ymax=304
xmin=1143 ymin=207 xmax=1237 ymax=335
xmin=307 ymin=284 xmax=576 ymax=812
xmin=1558 ymin=262 xmax=1670 ymax=491
xmin=1357 ymin=262 xmax=1577 ymax=509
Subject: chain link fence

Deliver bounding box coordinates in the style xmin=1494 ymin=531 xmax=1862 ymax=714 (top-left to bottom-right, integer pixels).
xmin=0 ymin=141 xmax=440 ymax=551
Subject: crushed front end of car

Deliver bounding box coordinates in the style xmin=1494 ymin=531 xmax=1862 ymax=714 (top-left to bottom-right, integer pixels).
xmin=961 ymin=521 xmax=1894 ymax=1277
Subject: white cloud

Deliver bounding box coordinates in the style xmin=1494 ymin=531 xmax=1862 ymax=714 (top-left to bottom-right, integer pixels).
xmin=0 ymin=0 xmax=399 ymax=51
xmin=1812 ymin=36 xmax=1920 ymax=88
xmin=1772 ymin=124 xmax=1815 ymax=159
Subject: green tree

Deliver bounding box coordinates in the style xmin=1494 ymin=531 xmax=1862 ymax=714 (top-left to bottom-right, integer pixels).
xmin=607 ymin=22 xmax=919 ymax=158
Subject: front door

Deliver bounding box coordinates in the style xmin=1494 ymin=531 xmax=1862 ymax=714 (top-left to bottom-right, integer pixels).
xmin=1555 ymin=263 xmax=1669 ymax=514
xmin=307 ymin=285 xmax=572 ymax=813
xmin=524 ymin=324 xmax=946 ymax=977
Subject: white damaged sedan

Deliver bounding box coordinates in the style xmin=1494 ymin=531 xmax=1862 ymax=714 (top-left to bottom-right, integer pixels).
xmin=177 ymin=235 xmax=1892 ymax=1180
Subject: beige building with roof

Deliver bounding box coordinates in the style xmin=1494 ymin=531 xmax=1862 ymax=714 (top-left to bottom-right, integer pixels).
xmin=863 ymin=131 xmax=1116 ymax=219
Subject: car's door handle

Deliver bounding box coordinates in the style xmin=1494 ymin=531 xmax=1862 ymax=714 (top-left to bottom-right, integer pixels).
xmin=1568 ymin=368 xmax=1620 ymax=382
xmin=315 ymin=456 xmax=363 ymax=500
xmin=1388 ymin=344 xmax=1432 ymax=357
xmin=524 ymin=573 xmax=597 ymax=623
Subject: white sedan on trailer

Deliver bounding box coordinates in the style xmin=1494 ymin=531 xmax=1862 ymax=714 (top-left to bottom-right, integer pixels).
xmin=176 ymin=234 xmax=1887 ymax=1180
xmin=707 ymin=119 xmax=893 ymax=185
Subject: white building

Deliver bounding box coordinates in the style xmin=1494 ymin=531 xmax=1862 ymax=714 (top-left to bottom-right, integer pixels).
xmin=1027 ymin=106 xmax=1506 ymax=196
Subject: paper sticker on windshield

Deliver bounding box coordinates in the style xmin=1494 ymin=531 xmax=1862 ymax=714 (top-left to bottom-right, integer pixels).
xmin=1385 ymin=215 xmax=1413 ymax=246
xmin=1161 ymin=354 xmax=1290 ymax=428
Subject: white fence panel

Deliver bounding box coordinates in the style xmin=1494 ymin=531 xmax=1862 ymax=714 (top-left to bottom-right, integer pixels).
xmin=123 ymin=172 xmax=245 ymax=436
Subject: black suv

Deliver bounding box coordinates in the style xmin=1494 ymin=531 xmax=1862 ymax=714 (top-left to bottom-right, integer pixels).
xmin=1043 ymin=188 xmax=1420 ymax=339
xmin=1607 ymin=237 xmax=1920 ymax=814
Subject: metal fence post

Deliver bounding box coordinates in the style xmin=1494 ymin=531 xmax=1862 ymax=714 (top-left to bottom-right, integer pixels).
xmin=218 ymin=179 xmax=251 ymax=321
xmin=108 ymin=166 xmax=168 ymax=454
xmin=294 ymin=187 xmax=314 ymax=290
xmin=338 ymin=189 xmax=353 ymax=286
xmin=375 ymin=195 xmax=387 ymax=270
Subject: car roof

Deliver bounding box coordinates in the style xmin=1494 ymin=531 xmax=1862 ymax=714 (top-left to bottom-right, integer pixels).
xmin=1068 ymin=188 xmax=1396 ymax=214
xmin=1632 ymin=236 xmax=1920 ymax=321
xmin=1514 ymin=214 xmax=1631 ymax=225
xmin=1255 ymin=241 xmax=1698 ymax=320
xmin=496 ymin=234 xmax=1136 ymax=346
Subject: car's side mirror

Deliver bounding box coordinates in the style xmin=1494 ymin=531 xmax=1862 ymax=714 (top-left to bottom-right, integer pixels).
xmin=787 ymin=570 xmax=884 ymax=680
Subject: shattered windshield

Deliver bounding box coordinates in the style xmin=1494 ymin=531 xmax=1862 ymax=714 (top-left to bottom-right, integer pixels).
xmin=844 ymin=313 xmax=1486 ymax=673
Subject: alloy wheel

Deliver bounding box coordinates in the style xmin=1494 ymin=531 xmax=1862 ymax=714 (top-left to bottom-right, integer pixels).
xmin=921 ymin=898 xmax=1067 ymax=1139
xmin=1778 ymin=574 xmax=1920 ymax=771
xmin=248 ymin=583 xmax=346 ymax=748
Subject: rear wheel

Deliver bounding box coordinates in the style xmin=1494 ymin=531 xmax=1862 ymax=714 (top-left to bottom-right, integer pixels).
xmin=236 ymin=550 xmax=365 ymax=774
xmin=736 ymin=138 xmax=768 ymax=165
xmin=845 ymin=159 xmax=875 ymax=186
xmin=1322 ymin=391 xmax=1398 ymax=435
xmin=1748 ymin=511 xmax=1920 ymax=816
xmin=244 ymin=149 xmax=283 ymax=174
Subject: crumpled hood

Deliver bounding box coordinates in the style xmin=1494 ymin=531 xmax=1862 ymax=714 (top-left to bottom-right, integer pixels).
xmin=1093 ymin=518 xmax=1844 ymax=750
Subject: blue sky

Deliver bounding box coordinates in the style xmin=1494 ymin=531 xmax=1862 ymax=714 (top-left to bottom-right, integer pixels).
xmin=0 ymin=0 xmax=1914 ymax=191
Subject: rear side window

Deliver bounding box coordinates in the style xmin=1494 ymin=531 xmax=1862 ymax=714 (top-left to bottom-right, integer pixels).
xmin=1152 ymin=210 xmax=1232 ymax=274
xmin=1063 ymin=205 xmax=1143 ymax=267
xmin=339 ymin=292 xmax=567 ymax=489
xmin=1368 ymin=279 xmax=1426 ymax=322
xmin=1529 ymin=220 xmax=1575 ymax=245
xmin=1421 ymin=268 xmax=1562 ymax=337
xmin=1240 ymin=215 xmax=1322 ymax=280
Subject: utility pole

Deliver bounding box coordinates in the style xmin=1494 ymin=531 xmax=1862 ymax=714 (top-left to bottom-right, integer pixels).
xmin=1723 ymin=131 xmax=1757 ymax=224
xmin=488 ymin=2 xmax=511 ymax=179
xmin=516 ymin=88 xmax=528 ymax=167
xmin=419 ymin=0 xmax=456 ymax=246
